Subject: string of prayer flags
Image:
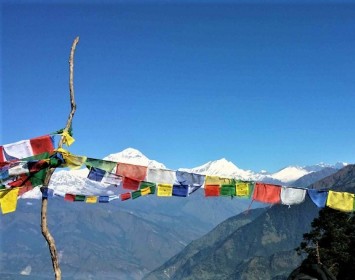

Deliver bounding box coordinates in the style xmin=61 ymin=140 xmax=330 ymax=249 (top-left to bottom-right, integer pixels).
xmin=236 ymin=181 xmax=254 ymax=198
xmin=326 ymin=190 xmax=355 ymax=212
xmin=157 ymin=184 xmax=173 ymax=197
xmin=307 ymin=189 xmax=328 ymax=208
xmin=252 ymin=183 xmax=281 ymax=204
xmin=0 ymin=188 xmax=19 ymax=214
xmin=0 ymin=135 xmax=54 ymax=162
xmin=280 ymin=186 xmax=307 ymax=206
xmin=1 ymin=153 xmax=51 ymax=194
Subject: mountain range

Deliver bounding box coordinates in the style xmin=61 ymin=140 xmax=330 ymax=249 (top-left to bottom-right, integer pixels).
xmin=0 ymin=148 xmax=349 ymax=279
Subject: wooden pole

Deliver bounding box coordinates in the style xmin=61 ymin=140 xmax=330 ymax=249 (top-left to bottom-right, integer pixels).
xmin=40 ymin=36 xmax=79 ymax=280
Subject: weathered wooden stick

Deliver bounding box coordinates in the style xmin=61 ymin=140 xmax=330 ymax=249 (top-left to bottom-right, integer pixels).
xmin=41 ymin=36 xmax=79 ymax=280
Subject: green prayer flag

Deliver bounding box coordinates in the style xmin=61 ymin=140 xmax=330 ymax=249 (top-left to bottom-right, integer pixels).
xmin=220 ymin=184 xmax=236 ymax=196
xmin=140 ymin=181 xmax=156 ymax=194
xmin=132 ymin=190 xmax=142 ymax=199
xmin=85 ymin=158 xmax=116 ymax=172
xmin=75 ymin=195 xmax=86 ymax=202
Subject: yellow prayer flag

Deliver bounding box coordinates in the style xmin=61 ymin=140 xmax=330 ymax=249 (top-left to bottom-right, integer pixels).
xmin=157 ymin=184 xmax=173 ymax=197
xmin=326 ymin=190 xmax=354 ymax=212
xmin=236 ymin=182 xmax=250 ymax=197
xmin=85 ymin=196 xmax=98 ymax=203
xmin=0 ymin=188 xmax=20 ymax=214
xmin=205 ymin=176 xmax=234 ymax=186
xmin=61 ymin=130 xmax=75 ymax=146
xmin=57 ymin=148 xmax=87 ymax=169
xmin=140 ymin=187 xmax=151 ymax=196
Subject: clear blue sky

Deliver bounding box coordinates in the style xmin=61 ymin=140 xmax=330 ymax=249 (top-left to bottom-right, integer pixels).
xmin=2 ymin=0 xmax=355 ymax=172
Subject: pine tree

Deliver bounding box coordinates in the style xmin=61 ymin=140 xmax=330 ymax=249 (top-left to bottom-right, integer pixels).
xmin=296 ymin=207 xmax=355 ymax=279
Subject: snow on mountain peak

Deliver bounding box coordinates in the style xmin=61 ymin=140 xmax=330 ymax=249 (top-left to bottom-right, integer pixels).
xmin=271 ymin=166 xmax=310 ymax=184
xmin=104 ymin=148 xmax=165 ymax=169
xmin=182 ymin=158 xmax=255 ymax=180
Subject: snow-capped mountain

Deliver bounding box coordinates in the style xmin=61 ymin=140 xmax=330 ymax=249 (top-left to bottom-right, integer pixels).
xmin=22 ymin=148 xmax=348 ymax=198
xmin=104 ymin=148 xmax=165 ymax=169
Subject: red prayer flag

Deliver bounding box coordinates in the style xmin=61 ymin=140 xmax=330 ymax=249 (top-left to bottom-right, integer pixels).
xmin=120 ymin=192 xmax=131 ymax=201
xmin=252 ymin=183 xmax=281 ymax=204
xmin=30 ymin=135 xmax=54 ymax=155
xmin=123 ymin=177 xmax=140 ymax=190
xmin=204 ymin=185 xmax=220 ymax=197
xmin=0 ymin=146 xmax=4 ymax=162
xmin=64 ymin=193 xmax=76 ymax=202
xmin=116 ymin=163 xmax=147 ymax=181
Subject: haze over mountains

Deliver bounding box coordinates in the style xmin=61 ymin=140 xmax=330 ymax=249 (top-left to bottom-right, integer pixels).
xmin=0 ymin=148 xmax=349 ymax=279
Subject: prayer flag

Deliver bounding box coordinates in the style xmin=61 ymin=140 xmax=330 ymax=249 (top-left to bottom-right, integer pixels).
xmin=307 ymin=189 xmax=328 ymax=208
xmin=220 ymin=184 xmax=236 ymax=197
xmin=120 ymin=192 xmax=131 ymax=201
xmin=85 ymin=158 xmax=116 ymax=173
xmin=86 ymin=196 xmax=98 ymax=203
xmin=204 ymin=185 xmax=220 ymax=197
xmin=252 ymin=183 xmax=281 ymax=204
xmin=280 ymin=187 xmax=306 ymax=205
xmin=64 ymin=194 xmax=75 ymax=202
xmin=57 ymin=148 xmax=86 ymax=170
xmin=326 ymin=190 xmax=354 ymax=212
xmin=123 ymin=177 xmax=140 ymax=190
xmin=147 ymin=169 xmax=176 ymax=184
xmin=140 ymin=186 xmax=151 ymax=196
xmin=88 ymin=167 xmax=105 ymax=182
xmin=157 ymin=184 xmax=173 ymax=197
xmin=75 ymin=195 xmax=86 ymax=202
xmin=99 ymin=196 xmax=109 ymax=203
xmin=87 ymin=167 xmax=122 ymax=186
xmin=176 ymin=171 xmax=205 ymax=187
xmin=205 ymin=176 xmax=234 ymax=186
xmin=0 ymin=146 xmax=4 ymax=162
xmin=140 ymin=181 xmax=156 ymax=194
xmin=0 ymin=188 xmax=19 ymax=214
xmin=132 ymin=190 xmax=142 ymax=199
xmin=236 ymin=181 xmax=254 ymax=198
xmin=172 ymin=185 xmax=189 ymax=197
xmin=116 ymin=163 xmax=147 ymax=181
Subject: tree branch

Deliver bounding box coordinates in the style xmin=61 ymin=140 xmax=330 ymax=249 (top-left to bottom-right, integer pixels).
xmin=41 ymin=36 xmax=79 ymax=280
